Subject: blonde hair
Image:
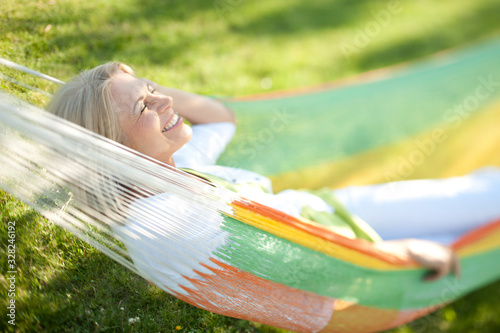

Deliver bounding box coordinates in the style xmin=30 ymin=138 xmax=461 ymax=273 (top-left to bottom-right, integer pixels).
xmin=47 ymin=62 xmax=134 ymax=143
xmin=46 ymin=62 xmax=137 ymax=223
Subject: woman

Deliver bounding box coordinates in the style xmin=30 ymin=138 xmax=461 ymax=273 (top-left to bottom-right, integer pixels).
xmin=47 ymin=62 xmax=500 ymax=282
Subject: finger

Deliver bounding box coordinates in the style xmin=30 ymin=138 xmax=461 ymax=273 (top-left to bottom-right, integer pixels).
xmin=424 ymin=263 xmax=450 ymax=282
xmin=424 ymin=271 xmax=440 ymax=282
xmin=452 ymin=254 xmax=461 ymax=277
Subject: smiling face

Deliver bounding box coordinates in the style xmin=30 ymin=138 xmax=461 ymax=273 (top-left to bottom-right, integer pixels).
xmin=110 ymin=73 xmax=192 ymax=165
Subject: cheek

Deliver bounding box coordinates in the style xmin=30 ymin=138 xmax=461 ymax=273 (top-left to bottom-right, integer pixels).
xmin=119 ymin=121 xmax=134 ymax=148
xmin=122 ymin=120 xmax=152 ymax=150
xmin=122 ymin=131 xmax=137 ymax=150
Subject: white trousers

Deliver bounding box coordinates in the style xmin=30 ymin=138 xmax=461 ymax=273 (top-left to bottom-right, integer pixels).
xmin=333 ymin=167 xmax=500 ymax=244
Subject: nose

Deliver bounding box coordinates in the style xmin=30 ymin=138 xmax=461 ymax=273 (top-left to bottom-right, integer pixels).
xmin=151 ymin=94 xmax=173 ymax=114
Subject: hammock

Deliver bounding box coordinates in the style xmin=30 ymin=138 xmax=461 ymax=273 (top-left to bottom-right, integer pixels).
xmin=1 ymin=38 xmax=500 ymax=333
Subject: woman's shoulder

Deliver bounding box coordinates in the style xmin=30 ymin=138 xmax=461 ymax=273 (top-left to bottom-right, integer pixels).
xmin=173 ymin=122 xmax=236 ymax=168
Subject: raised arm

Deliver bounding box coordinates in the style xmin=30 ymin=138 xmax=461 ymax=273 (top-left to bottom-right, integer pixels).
xmin=144 ymin=79 xmax=235 ymax=125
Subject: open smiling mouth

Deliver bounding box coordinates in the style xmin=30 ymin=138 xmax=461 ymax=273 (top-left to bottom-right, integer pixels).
xmin=162 ymin=113 xmax=183 ymax=132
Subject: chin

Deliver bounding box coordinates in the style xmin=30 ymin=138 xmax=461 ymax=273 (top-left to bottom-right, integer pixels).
xmin=168 ymin=124 xmax=192 ymax=153
xmin=183 ymin=123 xmax=193 ymax=142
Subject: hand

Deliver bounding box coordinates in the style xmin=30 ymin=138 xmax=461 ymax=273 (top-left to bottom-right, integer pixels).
xmin=406 ymin=239 xmax=461 ymax=281
xmin=143 ymin=79 xmax=236 ymax=125
xmin=374 ymin=239 xmax=461 ymax=281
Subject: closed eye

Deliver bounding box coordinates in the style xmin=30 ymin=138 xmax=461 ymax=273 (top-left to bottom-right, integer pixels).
xmin=139 ymin=86 xmax=157 ymax=114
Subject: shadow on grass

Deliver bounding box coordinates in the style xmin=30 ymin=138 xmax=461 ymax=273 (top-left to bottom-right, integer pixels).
xmin=4 ymin=0 xmax=500 ymax=74
xmin=228 ymin=0 xmax=374 ymax=35
xmin=226 ymin=0 xmax=500 ymax=78
xmin=355 ymin=0 xmax=500 ymax=72
xmin=1 ymin=0 xmax=218 ymax=69
xmin=126 ymin=0 xmax=216 ymax=22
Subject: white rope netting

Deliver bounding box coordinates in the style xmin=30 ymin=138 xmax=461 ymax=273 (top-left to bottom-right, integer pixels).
xmin=0 ymin=90 xmax=239 ymax=294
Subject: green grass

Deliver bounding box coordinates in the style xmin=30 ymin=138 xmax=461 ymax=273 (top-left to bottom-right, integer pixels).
xmin=1 ymin=0 xmax=500 ymax=332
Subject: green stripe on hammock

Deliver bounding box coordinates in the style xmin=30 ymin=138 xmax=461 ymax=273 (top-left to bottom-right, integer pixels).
xmin=218 ymin=215 xmax=500 ymax=310
xmin=219 ymin=38 xmax=500 ymax=177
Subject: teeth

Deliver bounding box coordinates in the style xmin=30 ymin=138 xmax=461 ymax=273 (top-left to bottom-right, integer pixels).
xmin=162 ymin=113 xmax=179 ymax=132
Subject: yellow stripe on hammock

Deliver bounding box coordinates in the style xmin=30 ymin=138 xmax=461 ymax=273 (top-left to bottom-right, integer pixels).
xmin=230 ymin=202 xmax=418 ymax=271
xmin=456 ymin=227 xmax=500 ymax=257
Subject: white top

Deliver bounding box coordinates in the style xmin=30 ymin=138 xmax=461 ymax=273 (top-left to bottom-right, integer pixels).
xmin=173 ymin=122 xmax=334 ymax=216
xmin=173 ymin=122 xmax=273 ymax=191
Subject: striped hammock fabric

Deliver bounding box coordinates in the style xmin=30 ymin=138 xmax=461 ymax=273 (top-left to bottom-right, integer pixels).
xmin=1 ymin=38 xmax=500 ymax=333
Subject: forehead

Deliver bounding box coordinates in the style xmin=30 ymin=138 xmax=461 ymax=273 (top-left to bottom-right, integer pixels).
xmin=110 ymin=73 xmax=145 ymax=108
